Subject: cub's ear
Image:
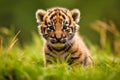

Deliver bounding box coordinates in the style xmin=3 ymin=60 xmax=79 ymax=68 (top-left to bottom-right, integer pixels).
xmin=36 ymin=9 xmax=46 ymax=23
xmin=71 ymin=9 xmax=80 ymax=23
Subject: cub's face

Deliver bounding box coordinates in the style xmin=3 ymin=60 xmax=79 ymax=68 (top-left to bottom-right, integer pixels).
xmin=36 ymin=7 xmax=80 ymax=47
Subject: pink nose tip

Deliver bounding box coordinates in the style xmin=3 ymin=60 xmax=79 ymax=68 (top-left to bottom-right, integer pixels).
xmin=55 ymin=34 xmax=62 ymax=40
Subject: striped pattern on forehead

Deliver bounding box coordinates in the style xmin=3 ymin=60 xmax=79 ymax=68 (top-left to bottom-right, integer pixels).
xmin=45 ymin=8 xmax=72 ymax=25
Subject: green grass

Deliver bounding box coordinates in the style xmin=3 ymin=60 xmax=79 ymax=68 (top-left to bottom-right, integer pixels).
xmin=0 ymin=32 xmax=120 ymax=80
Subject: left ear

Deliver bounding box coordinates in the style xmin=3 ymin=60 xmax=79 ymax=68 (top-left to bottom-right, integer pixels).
xmin=36 ymin=9 xmax=46 ymax=23
xmin=71 ymin=9 xmax=80 ymax=23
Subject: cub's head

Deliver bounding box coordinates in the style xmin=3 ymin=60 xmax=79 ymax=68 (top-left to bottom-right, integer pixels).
xmin=36 ymin=7 xmax=80 ymax=46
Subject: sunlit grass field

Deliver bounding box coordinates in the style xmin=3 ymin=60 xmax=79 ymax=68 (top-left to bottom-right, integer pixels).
xmin=0 ymin=31 xmax=120 ymax=80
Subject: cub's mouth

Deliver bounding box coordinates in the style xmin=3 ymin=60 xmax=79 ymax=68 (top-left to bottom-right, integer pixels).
xmin=42 ymin=33 xmax=75 ymax=44
xmin=50 ymin=38 xmax=67 ymax=44
xmin=42 ymin=32 xmax=75 ymax=45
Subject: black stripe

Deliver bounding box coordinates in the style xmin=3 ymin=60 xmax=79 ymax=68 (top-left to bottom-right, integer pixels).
xmin=68 ymin=16 xmax=71 ymax=25
xmin=64 ymin=42 xmax=74 ymax=52
xmin=40 ymin=27 xmax=43 ymax=33
xmin=42 ymin=27 xmax=46 ymax=34
xmin=43 ymin=34 xmax=49 ymax=39
xmin=81 ymin=56 xmax=87 ymax=66
xmin=64 ymin=45 xmax=71 ymax=52
xmin=61 ymin=10 xmax=70 ymax=22
xmin=54 ymin=8 xmax=59 ymax=11
xmin=58 ymin=13 xmax=61 ymax=16
xmin=68 ymin=54 xmax=81 ymax=65
xmin=50 ymin=13 xmax=57 ymax=20
xmin=48 ymin=11 xmax=53 ymax=16
xmin=68 ymin=33 xmax=74 ymax=40
xmin=45 ymin=53 xmax=55 ymax=58
xmin=62 ymin=15 xmax=65 ymax=19
xmin=47 ymin=44 xmax=53 ymax=52
xmin=68 ymin=57 xmax=74 ymax=65
xmin=70 ymin=27 xmax=73 ymax=32
xmin=46 ymin=57 xmax=57 ymax=63
xmin=71 ymin=54 xmax=81 ymax=60
xmin=61 ymin=10 xmax=71 ymax=25
xmin=46 ymin=59 xmax=52 ymax=64
xmin=71 ymin=50 xmax=78 ymax=54
xmin=45 ymin=20 xmax=47 ymax=25
xmin=61 ymin=10 xmax=67 ymax=16
xmin=68 ymin=60 xmax=74 ymax=65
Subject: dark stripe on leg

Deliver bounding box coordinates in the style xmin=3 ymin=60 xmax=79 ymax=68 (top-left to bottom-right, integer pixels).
xmin=71 ymin=54 xmax=81 ymax=60
xmin=81 ymin=56 xmax=87 ymax=66
xmin=71 ymin=50 xmax=78 ymax=54
xmin=68 ymin=54 xmax=81 ymax=65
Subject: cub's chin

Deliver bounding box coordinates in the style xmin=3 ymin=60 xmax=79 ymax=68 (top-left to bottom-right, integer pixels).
xmin=47 ymin=38 xmax=68 ymax=50
xmin=51 ymin=42 xmax=65 ymax=48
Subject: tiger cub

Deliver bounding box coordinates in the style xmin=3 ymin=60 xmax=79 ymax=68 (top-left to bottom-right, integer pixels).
xmin=36 ymin=7 xmax=92 ymax=66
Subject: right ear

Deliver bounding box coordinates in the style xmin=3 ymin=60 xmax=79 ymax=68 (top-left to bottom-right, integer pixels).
xmin=36 ymin=9 xmax=46 ymax=23
xmin=71 ymin=9 xmax=80 ymax=23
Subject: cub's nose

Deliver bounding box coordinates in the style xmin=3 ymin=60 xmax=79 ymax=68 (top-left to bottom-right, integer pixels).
xmin=55 ymin=34 xmax=62 ymax=41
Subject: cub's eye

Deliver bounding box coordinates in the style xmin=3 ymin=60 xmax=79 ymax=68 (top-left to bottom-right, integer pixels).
xmin=63 ymin=25 xmax=68 ymax=30
xmin=49 ymin=26 xmax=54 ymax=30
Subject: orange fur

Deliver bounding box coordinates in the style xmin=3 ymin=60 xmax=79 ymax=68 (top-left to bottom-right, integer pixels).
xmin=36 ymin=7 xmax=92 ymax=67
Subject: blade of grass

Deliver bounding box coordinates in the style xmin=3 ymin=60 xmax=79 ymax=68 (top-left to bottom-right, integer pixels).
xmin=6 ymin=31 xmax=21 ymax=54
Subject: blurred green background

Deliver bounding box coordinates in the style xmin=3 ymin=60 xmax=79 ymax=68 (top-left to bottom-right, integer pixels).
xmin=0 ymin=0 xmax=120 ymax=44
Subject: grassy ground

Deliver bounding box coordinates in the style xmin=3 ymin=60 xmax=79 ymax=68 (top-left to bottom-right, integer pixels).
xmin=0 ymin=32 xmax=120 ymax=80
